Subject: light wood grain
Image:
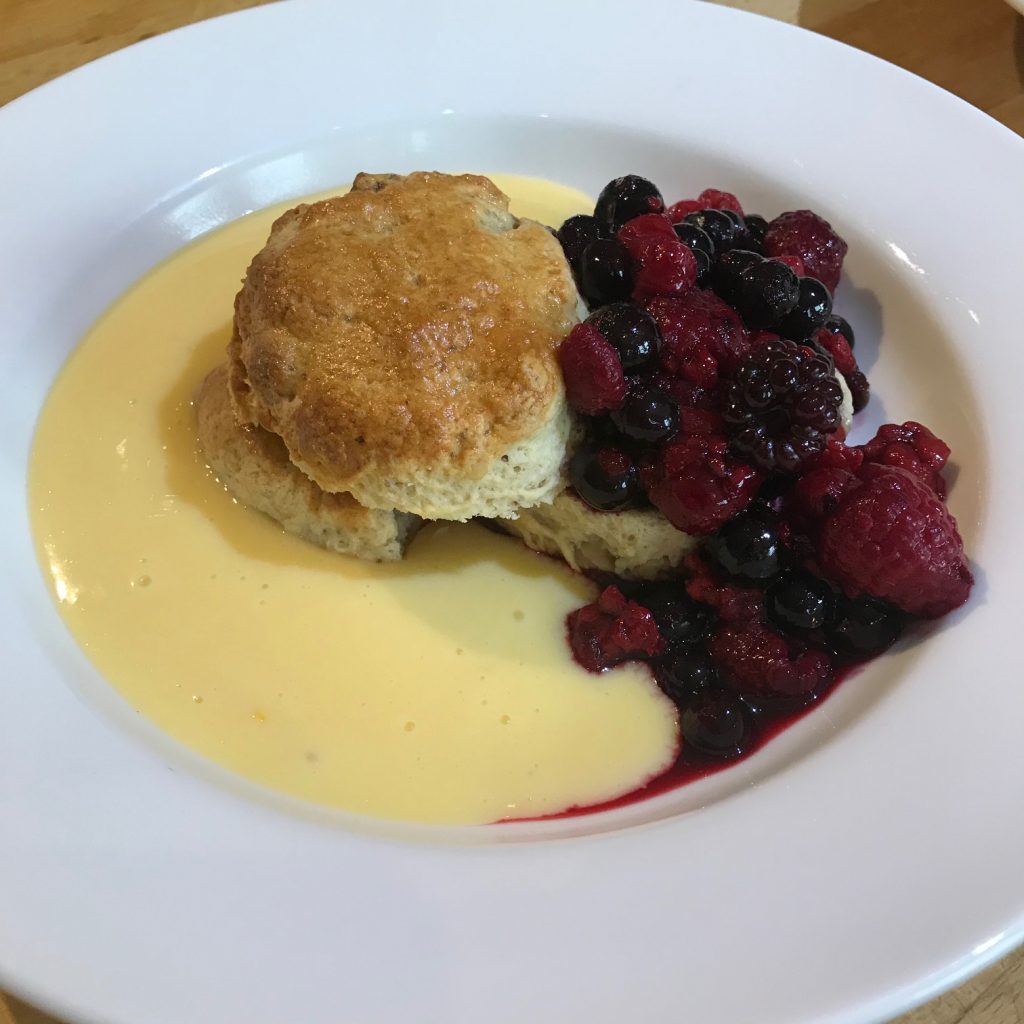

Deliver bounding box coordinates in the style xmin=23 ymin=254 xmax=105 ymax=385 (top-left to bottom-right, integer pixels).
xmin=1 ymin=0 xmax=1022 ymax=1022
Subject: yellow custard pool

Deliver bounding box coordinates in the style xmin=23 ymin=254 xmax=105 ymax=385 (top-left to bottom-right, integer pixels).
xmin=29 ymin=174 xmax=678 ymax=825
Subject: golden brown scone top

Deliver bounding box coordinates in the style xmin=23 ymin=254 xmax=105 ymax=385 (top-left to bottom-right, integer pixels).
xmin=229 ymin=171 xmax=579 ymax=499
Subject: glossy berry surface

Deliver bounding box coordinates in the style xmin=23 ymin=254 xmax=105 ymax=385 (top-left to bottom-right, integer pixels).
xmin=578 ymin=238 xmax=633 ymax=308
xmin=711 ymin=249 xmax=763 ymax=306
xmin=611 ymin=387 xmax=679 ymax=443
xmin=705 ymin=510 xmax=782 ymax=582
xmin=679 ymin=690 xmax=753 ymax=762
xmin=817 ymin=464 xmax=973 ymax=618
xmin=824 ymin=313 xmax=855 ymax=348
xmin=556 ymin=214 xmax=604 ymax=272
xmin=673 ymin=222 xmax=716 ymax=259
xmin=735 ymin=259 xmax=800 ymax=329
xmin=569 ymin=444 xmax=641 ymax=512
xmin=642 ymin=434 xmax=763 ymax=535
xmin=776 ymin=276 xmax=833 ymax=339
xmin=594 ymin=175 xmax=665 ymax=234
xmin=587 ymin=302 xmax=662 ymax=371
xmin=764 ymin=209 xmax=848 ymax=292
xmin=656 ymin=649 xmax=718 ymax=708
xmin=558 ymin=322 xmax=627 ymax=415
xmin=826 ymin=595 xmax=904 ymax=660
xmin=683 ymin=209 xmax=742 ymax=253
xmin=722 ymin=338 xmax=844 ymax=473
xmin=641 ymin=586 xmax=718 ymax=646
xmin=744 ymin=214 xmax=768 ymax=252
xmin=766 ymin=570 xmax=835 ymax=633
xmin=711 ymin=623 xmax=833 ymax=697
xmin=568 ymin=585 xmax=664 ymax=673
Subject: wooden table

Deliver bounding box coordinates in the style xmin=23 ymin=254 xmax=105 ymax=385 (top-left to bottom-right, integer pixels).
xmin=1 ymin=1 xmax=1022 ymax=1021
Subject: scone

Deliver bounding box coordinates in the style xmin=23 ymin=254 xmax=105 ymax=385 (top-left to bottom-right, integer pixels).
xmin=228 ymin=171 xmax=580 ymax=521
xmin=500 ymin=493 xmax=696 ymax=580
xmin=196 ymin=365 xmax=420 ymax=561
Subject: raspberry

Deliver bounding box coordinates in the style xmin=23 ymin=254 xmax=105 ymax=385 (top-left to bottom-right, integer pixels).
xmin=645 ymin=290 xmax=751 ymax=390
xmin=786 ymin=466 xmax=860 ymax=530
xmin=805 ymin=438 xmax=865 ymax=474
xmin=812 ymin=326 xmax=857 ymax=377
xmin=697 ymin=188 xmax=744 ymax=215
xmin=567 ymin=585 xmax=665 ymax=672
xmin=666 ymin=198 xmax=705 ymax=222
xmin=710 ymin=623 xmax=833 ymax=697
xmin=722 ymin=338 xmax=844 ymax=473
xmin=621 ymin=234 xmax=698 ymax=301
xmin=858 ymin=421 xmax=949 ymax=497
xmin=618 ymin=214 xmax=676 ymax=243
xmin=642 ymin=434 xmax=763 ymax=535
xmin=764 ymin=209 xmax=848 ymax=292
xmin=683 ymin=553 xmax=764 ymax=624
xmin=817 ymin=465 xmax=972 ymax=618
xmin=771 ymin=254 xmax=805 ymax=277
xmin=558 ymin=323 xmax=627 ymax=415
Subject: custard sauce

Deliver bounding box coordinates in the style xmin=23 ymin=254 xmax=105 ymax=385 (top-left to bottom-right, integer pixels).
xmin=29 ymin=175 xmax=678 ymax=825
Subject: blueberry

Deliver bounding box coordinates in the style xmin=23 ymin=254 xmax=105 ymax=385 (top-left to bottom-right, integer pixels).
xmin=556 ymin=214 xmax=604 ymax=271
xmin=586 ymin=303 xmax=662 ymax=371
xmin=718 ymin=208 xmax=749 ymax=246
xmin=642 ymin=588 xmax=718 ymax=646
xmin=824 ymin=313 xmax=855 ymax=349
xmin=744 ymin=214 xmax=768 ymax=253
xmin=705 ymin=511 xmax=782 ymax=583
xmin=594 ymin=175 xmax=665 ymax=234
xmin=611 ymin=386 xmax=679 ymax=443
xmin=569 ymin=444 xmax=641 ymax=512
xmin=711 ymin=249 xmax=763 ymax=306
xmin=766 ymin=570 xmax=835 ymax=633
xmin=656 ymin=649 xmax=718 ymax=708
xmin=775 ymin=276 xmax=833 ymax=339
xmin=735 ymin=259 xmax=800 ymax=329
xmin=826 ymin=596 xmax=904 ymax=660
xmin=672 ymin=222 xmax=716 ymax=260
xmin=679 ymin=689 xmax=754 ymax=762
xmin=683 ymin=208 xmax=742 ymax=253
xmin=579 ymin=238 xmax=633 ymax=308
xmin=692 ymin=247 xmax=711 ymax=286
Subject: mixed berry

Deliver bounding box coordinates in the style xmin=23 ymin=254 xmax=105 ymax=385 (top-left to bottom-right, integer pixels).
xmin=554 ymin=174 xmax=973 ymax=771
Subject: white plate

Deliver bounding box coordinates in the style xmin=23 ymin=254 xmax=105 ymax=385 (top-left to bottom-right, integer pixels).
xmin=2 ymin=2 xmax=1024 ymax=1022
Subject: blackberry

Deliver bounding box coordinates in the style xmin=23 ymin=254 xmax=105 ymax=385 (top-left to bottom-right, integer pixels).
xmin=683 ymin=208 xmax=742 ymax=253
xmin=721 ymin=338 xmax=845 ymax=473
xmin=611 ymin=386 xmax=679 ymax=443
xmin=735 ymin=259 xmax=800 ymax=329
xmin=579 ymin=238 xmax=633 ymax=308
xmin=711 ymin=248 xmax=763 ymax=306
xmin=569 ymin=444 xmax=642 ymax=512
xmin=766 ymin=570 xmax=835 ymax=633
xmin=705 ymin=510 xmax=782 ymax=583
xmin=824 ymin=313 xmax=855 ymax=349
xmin=587 ymin=302 xmax=662 ymax=371
xmin=775 ymin=276 xmax=833 ymax=339
xmin=594 ymin=175 xmax=665 ymax=234
xmin=556 ymin=215 xmax=604 ymax=272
